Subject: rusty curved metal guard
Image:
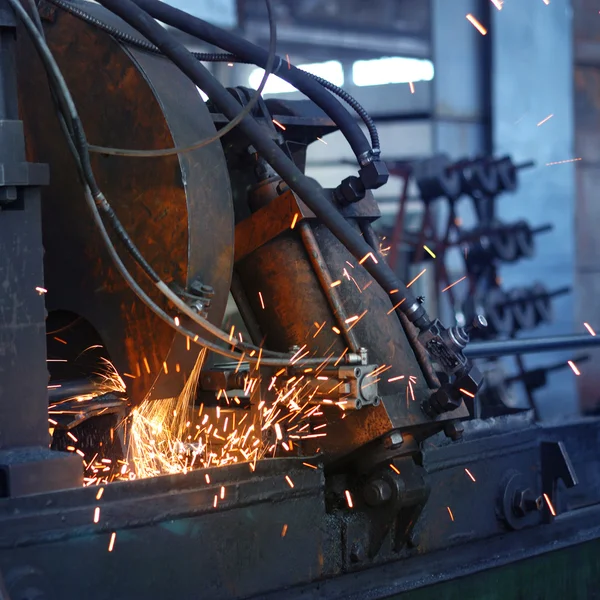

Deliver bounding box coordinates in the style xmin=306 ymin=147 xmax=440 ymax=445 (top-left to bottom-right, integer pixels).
xmin=16 ymin=4 xmax=234 ymax=404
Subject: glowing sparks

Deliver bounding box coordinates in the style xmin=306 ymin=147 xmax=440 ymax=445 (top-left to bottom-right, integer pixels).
xmin=291 ymin=213 xmax=299 ymax=229
xmin=490 ymin=0 xmax=503 ymax=9
xmin=542 ymin=0 xmax=550 ymax=4
xmin=447 ymin=506 xmax=455 ymax=521
xmin=568 ymin=361 xmax=581 ymax=376
xmin=316 ymin=137 xmax=327 ymax=144
xmin=143 ymin=357 xmax=151 ymax=374
xmin=96 ymin=487 xmax=104 ymax=500
xmin=537 ymin=114 xmax=554 ymax=127
xmin=285 ymin=475 xmax=295 ymax=488
xmin=546 ymin=157 xmax=581 ymax=166
xmin=330 ymin=280 xmax=342 ymax=288
xmin=35 ymin=286 xmax=48 ymax=295
xmin=229 ymin=325 xmax=235 ymax=342
xmin=332 ymin=326 xmax=341 ymax=334
xmin=108 ymin=532 xmax=116 ymax=552
xmin=281 ymin=523 xmax=288 ymax=537
xmin=423 ymin=245 xmax=436 ymax=258
xmin=259 ymin=292 xmax=265 ymax=309
xmin=93 ymin=507 xmax=100 ymax=523
xmin=465 ymin=468 xmax=476 ymax=482
xmin=388 ymin=375 xmax=405 ymax=383
xmin=345 ymin=315 xmax=359 ymax=324
xmin=272 ymin=119 xmax=286 ymax=131
xmin=442 ymin=276 xmax=467 ymax=292
xmin=409 ymin=81 xmax=415 ymax=94
xmin=584 ymin=322 xmax=596 ymax=336
xmin=220 ymin=485 xmax=226 ymax=500
xmin=359 ymin=252 xmax=378 ymax=265
xmin=174 ymin=316 xmax=180 ymax=327
xmin=302 ymin=462 xmax=317 ymax=469
xmin=459 ymin=388 xmax=476 ymax=398
xmin=390 ymin=464 xmax=401 ymax=475
xmin=163 ymin=361 xmax=169 ymax=375
xmin=344 ymin=490 xmax=354 ymax=508
xmin=543 ymin=493 xmax=556 ymax=516
xmin=466 ymin=14 xmax=487 ymax=35
xmin=387 ymin=298 xmax=406 ymax=315
xmin=407 ymin=269 xmax=426 ymax=288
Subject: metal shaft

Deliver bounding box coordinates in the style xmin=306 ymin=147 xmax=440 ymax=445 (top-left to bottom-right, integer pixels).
xmin=466 ymin=333 xmax=600 ymax=359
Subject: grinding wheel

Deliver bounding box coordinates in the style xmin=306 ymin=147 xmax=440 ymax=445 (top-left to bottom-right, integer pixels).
xmin=17 ymin=3 xmax=234 ymax=404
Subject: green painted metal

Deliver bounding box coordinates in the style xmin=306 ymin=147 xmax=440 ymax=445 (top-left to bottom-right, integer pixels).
xmin=393 ymin=538 xmax=600 ymax=600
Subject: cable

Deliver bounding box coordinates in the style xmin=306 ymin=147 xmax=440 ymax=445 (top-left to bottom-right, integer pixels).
xmin=9 ymin=0 xmax=296 ymax=364
xmin=93 ymin=0 xmax=430 ymax=332
xmin=44 ymin=0 xmax=380 ymax=155
xmin=105 ymin=0 xmax=373 ymax=163
xmin=43 ymin=0 xmax=278 ymax=158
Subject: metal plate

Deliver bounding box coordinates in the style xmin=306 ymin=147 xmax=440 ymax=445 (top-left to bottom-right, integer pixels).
xmin=16 ymin=4 xmax=234 ymax=403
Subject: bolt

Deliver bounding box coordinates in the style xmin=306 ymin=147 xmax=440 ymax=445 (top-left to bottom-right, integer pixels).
xmin=513 ymin=488 xmax=543 ymax=517
xmin=384 ymin=431 xmax=404 ymax=450
xmin=363 ymin=479 xmax=392 ymax=507
xmin=350 ymin=542 xmax=366 ymax=563
xmin=466 ymin=314 xmax=488 ymax=335
xmin=443 ymin=420 xmax=464 ymax=441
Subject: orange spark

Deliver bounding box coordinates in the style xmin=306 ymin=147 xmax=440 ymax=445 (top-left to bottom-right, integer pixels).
xmin=35 ymin=286 xmax=48 ymax=294
xmin=93 ymin=507 xmax=100 ymax=523
xmin=537 ymin=114 xmax=554 ymax=126
xmin=285 ymin=475 xmax=294 ymax=488
xmin=281 ymin=523 xmax=288 ymax=537
xmin=143 ymin=357 xmax=151 ymax=373
xmin=174 ymin=316 xmax=180 ymax=327
xmin=584 ymin=322 xmax=596 ymax=336
xmin=220 ymin=486 xmax=226 ymax=500
xmin=286 ymin=53 xmax=291 ymax=69
xmin=272 ymin=119 xmax=286 ymax=131
xmin=409 ymin=81 xmax=415 ymax=94
xmin=407 ymin=269 xmax=426 ymax=288
xmin=316 ymin=137 xmax=327 ymax=144
xmin=291 ymin=213 xmax=299 ymax=229
xmin=387 ymin=298 xmax=406 ymax=315
xmin=205 ymin=473 xmax=211 ymax=484
xmin=330 ymin=280 xmax=342 ymax=288
xmin=465 ymin=468 xmax=476 ymax=482
xmin=466 ymin=14 xmax=487 ymax=35
xmin=345 ymin=315 xmax=359 ymax=324
xmin=568 ymin=361 xmax=581 ymax=376
xmin=459 ymin=388 xmax=476 ymax=398
xmin=490 ymin=0 xmax=503 ymax=9
xmin=54 ymin=336 xmax=67 ymax=344
xmin=344 ymin=490 xmax=354 ymax=508
xmin=543 ymin=493 xmax=556 ymax=516
xmin=447 ymin=506 xmax=455 ymax=521
xmin=259 ymin=292 xmax=265 ymax=309
xmin=108 ymin=532 xmax=116 ymax=552
xmin=359 ymin=252 xmax=378 ymax=265
xmin=229 ymin=325 xmax=235 ymax=341
xmin=388 ymin=375 xmax=405 ymax=382
xmin=332 ymin=326 xmax=341 ymax=334
xmin=442 ymin=276 xmax=467 ymax=292
xmin=162 ymin=361 xmax=168 ymax=374
xmin=302 ymin=462 xmax=317 ymax=469
xmin=96 ymin=487 xmax=104 ymax=500
xmin=390 ymin=464 xmax=401 ymax=475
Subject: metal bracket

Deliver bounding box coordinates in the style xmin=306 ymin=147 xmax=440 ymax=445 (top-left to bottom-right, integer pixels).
xmin=541 ymin=441 xmax=578 ymax=523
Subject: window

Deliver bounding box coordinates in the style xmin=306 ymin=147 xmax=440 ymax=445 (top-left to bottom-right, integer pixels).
xmin=352 ymin=56 xmax=434 ymax=87
xmin=248 ymin=60 xmax=344 ymax=94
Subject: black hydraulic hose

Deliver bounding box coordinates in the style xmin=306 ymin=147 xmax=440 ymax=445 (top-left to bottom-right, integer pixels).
xmin=94 ymin=0 xmax=429 ymax=332
xmin=128 ymin=0 xmax=373 ymax=163
xmin=45 ymin=0 xmax=381 ymax=154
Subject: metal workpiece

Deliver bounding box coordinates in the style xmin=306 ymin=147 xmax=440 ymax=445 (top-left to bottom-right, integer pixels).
xmin=16 ymin=5 xmax=234 ymax=406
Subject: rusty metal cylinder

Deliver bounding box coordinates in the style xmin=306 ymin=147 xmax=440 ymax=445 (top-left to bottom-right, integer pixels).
xmin=234 ymin=182 xmax=437 ymax=457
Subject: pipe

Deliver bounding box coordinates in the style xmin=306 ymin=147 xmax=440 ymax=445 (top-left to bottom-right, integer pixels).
xmin=299 ymin=221 xmax=361 ymax=354
xmin=465 ymin=333 xmax=600 ymax=359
